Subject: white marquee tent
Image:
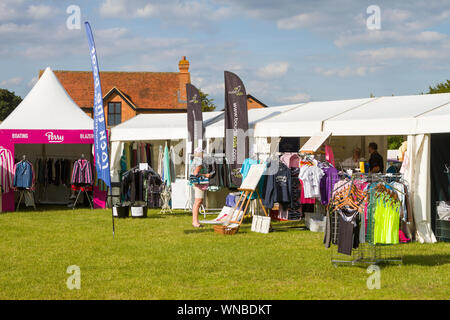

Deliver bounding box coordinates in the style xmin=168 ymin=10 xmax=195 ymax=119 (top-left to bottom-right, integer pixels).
xmin=110 ymin=92 xmax=450 ymax=243
xmin=0 ymin=67 xmax=93 ymax=130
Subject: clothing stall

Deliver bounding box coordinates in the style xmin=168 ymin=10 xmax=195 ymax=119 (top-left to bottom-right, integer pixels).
xmin=110 ymin=111 xmax=225 ymax=211
xmin=252 ymin=93 xmax=450 ymax=243
xmin=107 ymin=92 xmax=450 ymax=242
xmin=0 ymin=67 xmax=104 ymax=211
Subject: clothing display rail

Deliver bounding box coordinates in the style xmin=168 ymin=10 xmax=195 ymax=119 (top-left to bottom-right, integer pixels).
xmin=120 ymin=166 xmax=163 ymax=211
xmin=326 ymin=173 xmax=408 ymax=267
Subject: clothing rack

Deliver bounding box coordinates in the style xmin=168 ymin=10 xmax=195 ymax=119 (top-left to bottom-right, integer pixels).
xmin=352 ymin=172 xmax=406 ymax=195
xmin=35 ymin=155 xmax=82 ymax=160
xmin=329 ymin=173 xmax=404 ymax=267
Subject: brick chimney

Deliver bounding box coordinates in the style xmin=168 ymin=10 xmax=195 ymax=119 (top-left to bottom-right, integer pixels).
xmin=178 ymin=56 xmax=191 ymax=107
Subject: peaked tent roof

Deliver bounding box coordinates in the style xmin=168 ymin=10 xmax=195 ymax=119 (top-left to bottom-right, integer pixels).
xmin=0 ymin=67 xmax=93 ymax=130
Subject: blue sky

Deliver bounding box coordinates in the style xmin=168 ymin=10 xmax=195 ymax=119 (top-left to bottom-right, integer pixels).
xmin=1 ymin=0 xmax=450 ymax=109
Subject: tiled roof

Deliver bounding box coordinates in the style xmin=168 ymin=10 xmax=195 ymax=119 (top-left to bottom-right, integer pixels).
xmin=40 ymin=70 xmax=186 ymax=110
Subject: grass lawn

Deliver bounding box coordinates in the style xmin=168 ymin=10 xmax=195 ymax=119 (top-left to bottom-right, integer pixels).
xmin=0 ymin=207 xmax=449 ymax=300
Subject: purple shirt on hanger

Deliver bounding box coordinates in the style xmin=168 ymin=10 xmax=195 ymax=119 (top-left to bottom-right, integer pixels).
xmin=320 ymin=166 xmax=339 ymax=205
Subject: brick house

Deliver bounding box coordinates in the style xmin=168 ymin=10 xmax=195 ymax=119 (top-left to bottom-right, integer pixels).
xmin=40 ymin=56 xmax=191 ymax=127
xmin=40 ymin=56 xmax=268 ymax=126
xmin=247 ymin=94 xmax=268 ymax=109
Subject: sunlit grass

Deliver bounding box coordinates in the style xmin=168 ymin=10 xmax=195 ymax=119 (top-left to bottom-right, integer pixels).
xmin=0 ymin=207 xmax=448 ymax=299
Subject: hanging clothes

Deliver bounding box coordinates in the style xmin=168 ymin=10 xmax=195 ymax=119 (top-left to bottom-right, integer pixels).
xmin=299 ymin=164 xmax=324 ymax=199
xmin=140 ymin=143 xmax=147 ymax=164
xmin=13 ymin=160 xmax=34 ymax=189
xmin=46 ymin=158 xmax=53 ymax=184
xmin=325 ymin=145 xmax=335 ymax=167
xmin=157 ymin=145 xmax=163 ymax=177
xmin=163 ymin=144 xmax=171 ymax=187
xmin=0 ymin=147 xmax=15 ymax=193
xmin=300 ymin=179 xmax=315 ymax=204
xmin=262 ymin=160 xmax=291 ymax=209
xmin=146 ymin=144 xmax=152 ymax=168
xmin=319 ymin=165 xmax=339 ymax=205
xmin=373 ymin=196 xmax=400 ymax=245
xmin=337 ymin=207 xmax=360 ymax=255
xmin=54 ymin=159 xmax=62 ymax=186
xmin=290 ymin=167 xmax=301 ymax=210
xmin=71 ymin=159 xmax=93 ymax=185
xmin=120 ymin=148 xmax=127 ymax=179
xmin=170 ymin=146 xmax=176 ymax=183
xmin=280 ymin=153 xmax=300 ymax=169
xmin=124 ymin=143 xmax=131 ymax=170
xmin=132 ymin=143 xmax=138 ymax=167
xmin=136 ymin=143 xmax=141 ymax=166
xmin=121 ymin=167 xmax=162 ymax=206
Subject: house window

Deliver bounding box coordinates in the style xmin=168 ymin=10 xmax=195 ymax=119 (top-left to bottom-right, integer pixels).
xmin=108 ymin=102 xmax=121 ymax=126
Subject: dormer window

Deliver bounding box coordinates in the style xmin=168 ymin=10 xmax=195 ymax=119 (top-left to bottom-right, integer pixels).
xmin=108 ymin=102 xmax=121 ymax=126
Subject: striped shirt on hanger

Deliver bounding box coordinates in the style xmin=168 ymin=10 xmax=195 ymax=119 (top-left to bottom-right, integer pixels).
xmin=71 ymin=159 xmax=93 ymax=185
xmin=0 ymin=147 xmax=14 ymax=193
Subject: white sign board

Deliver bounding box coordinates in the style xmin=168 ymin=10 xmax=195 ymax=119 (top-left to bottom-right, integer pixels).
xmin=240 ymin=164 xmax=266 ymax=190
xmin=300 ymin=131 xmax=332 ymax=153
xmin=171 ymin=179 xmax=189 ymax=209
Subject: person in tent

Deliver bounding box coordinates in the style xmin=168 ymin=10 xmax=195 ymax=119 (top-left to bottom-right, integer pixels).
xmin=190 ymin=147 xmax=211 ymax=228
xmin=342 ymin=147 xmax=364 ymax=169
xmin=368 ymin=142 xmax=384 ymax=173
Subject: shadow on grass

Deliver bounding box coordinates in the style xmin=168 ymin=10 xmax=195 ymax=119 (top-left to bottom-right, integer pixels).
xmin=403 ymin=254 xmax=450 ymax=266
xmin=184 ymin=227 xmax=215 ymax=234
xmin=14 ymin=205 xmax=95 ymax=212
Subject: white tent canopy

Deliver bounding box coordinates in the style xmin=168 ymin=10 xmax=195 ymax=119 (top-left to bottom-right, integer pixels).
xmin=253 ymin=98 xmax=374 ymax=137
xmin=323 ymin=94 xmax=450 ymax=136
xmin=111 ymin=111 xmax=223 ymax=141
xmin=415 ymin=101 xmax=450 ymax=134
xmin=110 ymin=92 xmax=450 ymax=141
xmin=203 ymin=104 xmax=301 ymax=138
xmin=0 ymin=67 xmax=93 ymax=130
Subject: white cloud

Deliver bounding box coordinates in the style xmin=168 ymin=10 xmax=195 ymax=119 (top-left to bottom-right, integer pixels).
xmin=315 ymin=66 xmax=378 ymax=78
xmin=335 ymin=30 xmax=448 ymax=48
xmin=135 ymin=4 xmax=157 ymax=17
xmin=27 ymin=4 xmax=56 ymax=20
xmin=28 ymin=76 xmax=38 ymax=88
xmin=257 ymin=62 xmax=289 ymax=79
xmin=0 ymin=77 xmax=23 ymax=87
xmin=99 ymin=0 xmax=232 ymax=29
xmin=277 ymin=12 xmax=324 ymax=30
xmin=354 ymin=47 xmax=448 ymax=64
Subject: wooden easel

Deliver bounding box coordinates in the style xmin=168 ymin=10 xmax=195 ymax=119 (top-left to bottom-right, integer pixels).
xmin=227 ymin=164 xmax=269 ymax=226
xmin=230 ymin=188 xmax=268 ymax=225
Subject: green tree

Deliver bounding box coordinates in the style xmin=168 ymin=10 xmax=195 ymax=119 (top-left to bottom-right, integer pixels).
xmin=428 ymin=80 xmax=450 ymax=94
xmin=387 ymin=136 xmax=404 ymax=150
xmin=0 ymin=88 xmax=22 ymax=121
xmin=198 ymin=89 xmax=216 ymax=112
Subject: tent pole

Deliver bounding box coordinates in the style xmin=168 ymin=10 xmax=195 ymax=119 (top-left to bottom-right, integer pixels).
xmin=110 ymin=185 xmax=115 ymax=239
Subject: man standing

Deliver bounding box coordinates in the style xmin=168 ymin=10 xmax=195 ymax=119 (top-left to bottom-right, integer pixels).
xmin=368 ymin=142 xmax=384 ymax=173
